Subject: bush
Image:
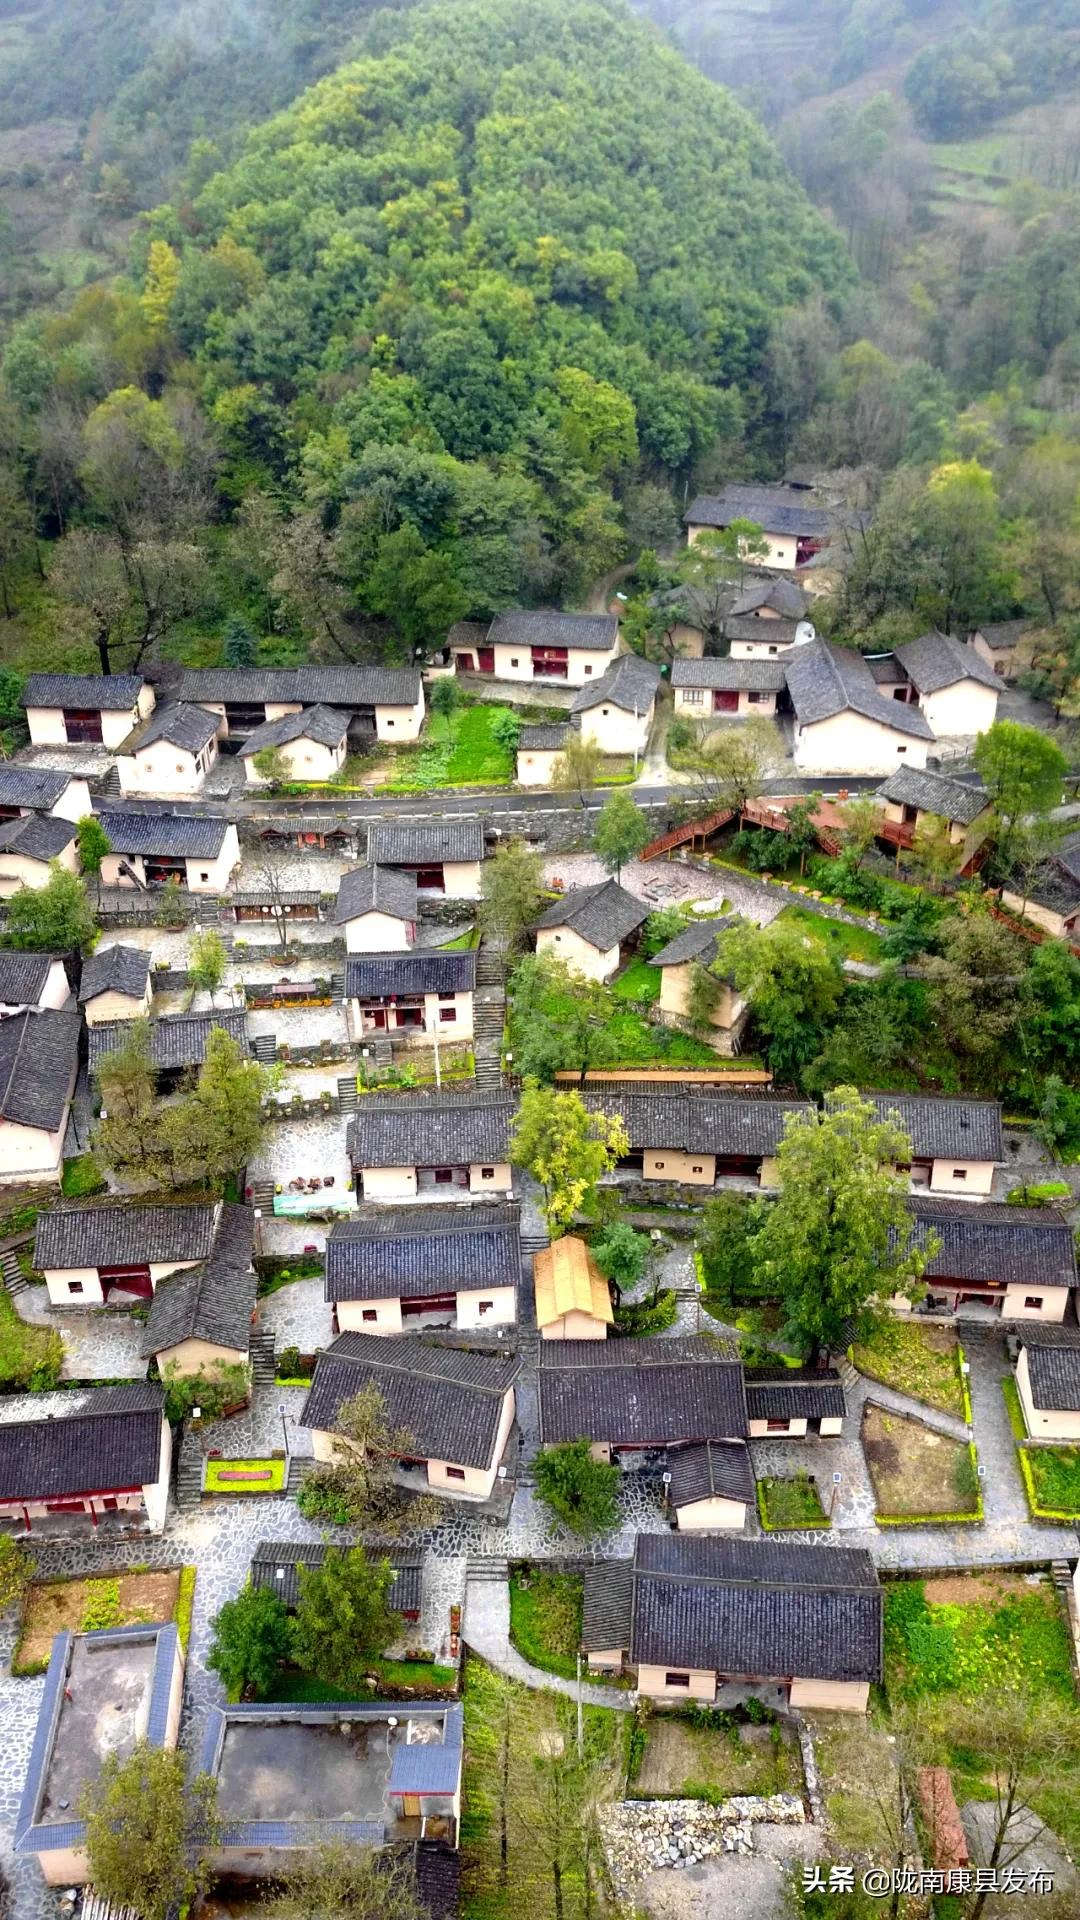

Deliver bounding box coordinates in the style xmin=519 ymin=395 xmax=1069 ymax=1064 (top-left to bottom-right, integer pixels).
xmin=161 ymin=1360 xmax=250 ymax=1425
xmin=296 ymin=1471 xmax=353 ymax=1527
xmin=731 ymin=826 xmax=784 ymax=872
xmin=534 ymin=1438 xmax=621 ymax=1536
xmin=1007 ymin=1180 xmax=1071 ymax=1208
xmin=613 ymin=1288 xmax=677 ymax=1335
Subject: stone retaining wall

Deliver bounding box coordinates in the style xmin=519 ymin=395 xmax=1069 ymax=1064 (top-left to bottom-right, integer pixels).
xmin=601 ymin=1793 xmax=806 ymax=1895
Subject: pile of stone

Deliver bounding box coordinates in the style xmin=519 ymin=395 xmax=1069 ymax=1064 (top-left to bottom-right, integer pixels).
xmin=601 ymin=1794 xmax=805 ymax=1894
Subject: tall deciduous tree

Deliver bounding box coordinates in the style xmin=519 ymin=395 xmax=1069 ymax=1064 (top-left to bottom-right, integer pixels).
xmin=75 ymin=815 xmax=111 ymax=905
xmin=508 ymin=955 xmax=622 ymax=1084
xmin=80 ymin=1746 xmax=217 ymax=1920
xmin=553 ymin=734 xmax=603 ymax=803
xmin=752 ymin=1087 xmax=935 ymax=1357
xmin=267 ymin=1839 xmax=428 ymax=1920
xmin=592 ymin=792 xmax=649 ymax=880
xmin=298 ymin=1382 xmax=438 ymax=1533
xmin=511 ymin=1083 xmax=628 ymax=1235
xmin=207 ymin=1582 xmax=292 ymax=1700
xmin=717 ymin=918 xmax=844 ymax=1082
xmin=479 ymin=838 xmax=545 ymax=959
xmin=162 ymin=1027 xmax=270 ymax=1188
xmin=533 ymin=1438 xmax=620 ymax=1537
xmin=923 ymin=905 xmax=1027 ymax=1088
xmin=974 ymin=718 xmax=1066 ymax=860
xmin=188 ymin=927 xmax=228 ymax=1006
xmin=290 ymin=1545 xmax=400 ymax=1695
xmin=684 ymin=715 xmax=776 ymax=817
xmin=4 ymin=863 xmax=96 ymax=950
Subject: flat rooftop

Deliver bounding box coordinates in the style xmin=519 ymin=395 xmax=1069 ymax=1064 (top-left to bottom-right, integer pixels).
xmin=217 ymin=1717 xmax=416 ymax=1835
xmin=41 ymin=1633 xmax=157 ymax=1823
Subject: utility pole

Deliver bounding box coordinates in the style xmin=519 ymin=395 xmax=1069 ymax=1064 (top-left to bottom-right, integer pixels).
xmin=428 ymin=1003 xmax=442 ymax=1088
xmin=576 ymin=1651 xmax=584 ymax=1757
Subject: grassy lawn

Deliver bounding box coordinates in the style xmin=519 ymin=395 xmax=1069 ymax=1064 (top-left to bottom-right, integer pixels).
xmin=14 ymin=1568 xmax=183 ymax=1674
xmin=757 ymin=1475 xmax=830 ymax=1530
xmin=1002 ymin=1374 xmax=1028 ymax=1439
xmin=0 ymin=1285 xmax=62 ymax=1392
xmin=274 ymin=1655 xmax=458 ymax=1702
xmin=862 ymin=1404 xmax=980 ymax=1520
xmin=804 ymin=1714 xmax=911 ymax=1862
xmin=204 ymin=1456 xmax=287 ymax=1493
xmin=60 ymin=1153 xmax=106 ymax=1198
xmin=852 ymin=1320 xmax=965 ymax=1420
xmin=443 ymin=927 xmax=480 ymax=950
xmin=633 ymin=1706 xmax=801 ymax=1800
xmin=775 ymin=904 xmax=884 ymax=964
xmin=379 ymin=703 xmax=516 ymax=791
xmin=611 ymin=957 xmax=661 ymax=1004
xmin=606 ymin=1006 xmax=720 ymax=1067
xmin=1023 ymin=1446 xmax=1080 ymax=1516
xmin=508 ymin=1569 xmax=583 ymax=1680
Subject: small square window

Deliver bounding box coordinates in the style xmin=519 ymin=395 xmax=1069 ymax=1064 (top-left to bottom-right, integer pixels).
xmin=1025 ymin=1296 xmax=1044 ymax=1309
xmin=766 ymin=1417 xmax=789 ymax=1432
xmin=478 ymin=1300 xmax=493 ymax=1315
xmin=692 ymin=1165 xmax=703 ymax=1175
xmin=584 ymin=664 xmax=593 ymax=675
xmin=768 ymin=646 xmax=778 ymax=655
xmin=386 ymin=719 xmax=395 ymax=728
xmin=952 ymin=1168 xmax=968 ymax=1181
xmin=446 ymin=1466 xmax=466 ymax=1481
xmin=481 ymin=1166 xmax=495 ymax=1179
xmin=69 ymin=1280 xmax=84 ymax=1295
xmin=362 ymin=1309 xmax=378 ymax=1322
xmin=439 ymin=1007 xmax=456 ymax=1022
xmin=655 ymin=1160 xmax=665 ymax=1171
xmin=434 ymin=1168 xmax=453 ymax=1184
xmin=665 ymin=1672 xmax=690 ymax=1688
xmin=602 ymin=708 xmax=609 ymax=717
xmin=897 ymin=746 xmax=907 ymax=755
xmin=200 ymin=871 xmax=209 ymax=882
xmin=510 ymin=658 xmax=519 ymax=668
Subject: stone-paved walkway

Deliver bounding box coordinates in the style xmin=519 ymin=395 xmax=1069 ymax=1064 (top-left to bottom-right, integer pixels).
xmin=541 ymin=853 xmax=785 ymax=927
xmin=463 ymin=1575 xmax=636 ymax=1708
xmin=259 ymin=1273 xmax=333 ymax=1353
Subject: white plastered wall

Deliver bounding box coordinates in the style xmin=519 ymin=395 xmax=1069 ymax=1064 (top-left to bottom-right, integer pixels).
xmin=536 ymin=925 xmax=618 ymax=983
xmin=792 ymin=710 xmax=930 ymax=776
xmin=0 ymin=840 xmax=79 ymax=897
xmin=344 ymin=910 xmax=413 ymax=952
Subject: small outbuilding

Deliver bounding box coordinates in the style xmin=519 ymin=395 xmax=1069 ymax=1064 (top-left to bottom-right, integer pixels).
xmin=533 ymin=1235 xmax=613 ymax=1340
xmin=332 ymin=864 xmax=418 ymax=951
xmin=141 ymin=1205 xmax=257 ymax=1377
xmin=0 ymin=952 xmax=70 ymax=1018
xmin=239 ymin=703 xmax=350 ymax=784
xmin=0 ymin=1009 xmax=80 ymax=1185
xmin=0 ymin=813 xmax=78 ymax=895
xmin=1014 ymin=1327 xmax=1080 ymax=1439
xmin=115 ymin=703 xmax=221 ymax=797
xmin=21 ymin=672 xmax=154 ymax=749
xmin=0 ymin=1380 xmax=171 ymax=1534
xmin=366 ymin=820 xmax=485 ymax=900
xmin=534 ymin=878 xmax=648 ymax=984
xmin=570 ymin=654 xmax=660 ymax=757
xmin=77 ymin=943 xmax=152 ymax=1025
xmin=516 ymin=723 xmax=570 ymax=787
xmin=666 ymin=1440 xmax=755 ymax=1531
xmin=651 ymin=917 xmax=744 ymax=1043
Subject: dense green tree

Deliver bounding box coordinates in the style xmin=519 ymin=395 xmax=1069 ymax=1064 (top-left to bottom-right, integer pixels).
xmin=592 ymin=792 xmax=650 ymax=879
xmin=479 ymin=838 xmax=545 ymax=959
xmin=974 ymin=720 xmax=1066 ymax=857
xmin=533 ymin=1439 xmax=620 ymax=1536
xmin=267 ymin=1840 xmax=428 ymax=1920
xmin=511 ymin=1083 xmax=628 ymax=1235
xmin=290 ymin=1546 xmax=400 ymax=1695
xmin=188 ymin=928 xmax=228 ymax=1006
xmin=3 ymin=863 xmax=96 ymax=951
xmin=207 ymin=1583 xmax=292 ymax=1700
xmin=718 ymin=918 xmax=845 ymax=1083
xmin=508 ymin=954 xmax=622 ymax=1084
xmin=80 ymin=1747 xmax=217 ymax=1920
xmin=222 ymin=613 xmax=258 ymax=666
xmin=75 ymin=815 xmax=111 ymax=904
xmin=590 ymin=1218 xmax=648 ymax=1303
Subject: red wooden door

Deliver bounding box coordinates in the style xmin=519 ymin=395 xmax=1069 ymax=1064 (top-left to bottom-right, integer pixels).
xmin=477 ymin=648 xmax=495 ymax=673
xmin=713 ymin=690 xmax=739 ymax=713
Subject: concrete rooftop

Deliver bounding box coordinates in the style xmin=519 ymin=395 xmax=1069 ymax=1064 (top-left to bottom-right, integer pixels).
xmin=40 ymin=1635 xmax=156 ymax=1823
xmin=216 ymin=1717 xmax=414 ymax=1834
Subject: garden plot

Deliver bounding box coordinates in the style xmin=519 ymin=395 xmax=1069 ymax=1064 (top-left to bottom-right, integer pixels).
xmin=15 ymin=1569 xmax=181 ymax=1672
xmin=633 ymin=1708 xmax=801 ymax=1801
xmin=852 ymin=1320 xmax=966 ymax=1419
xmin=862 ymin=1403 xmax=979 ymax=1520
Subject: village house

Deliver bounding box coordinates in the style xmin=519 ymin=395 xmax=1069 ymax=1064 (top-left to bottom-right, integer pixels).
xmin=20 ymin=672 xmax=155 ymax=749
xmin=868 ymin=1092 xmax=1002 ymax=1195
xmin=178 ymin=664 xmax=425 ymax=745
xmin=250 ymin=1539 xmax=422 ymax=1623
xmin=727 ymin=576 xmax=810 ymax=626
xmin=874 ymin=767 xmax=993 ymax=870
xmin=785 ymin=639 xmax=933 ymax=775
xmin=0 ymin=813 xmax=78 ymax=895
xmin=671 ymin=656 xmax=786 ymax=719
xmin=0 ymin=765 xmax=92 ymax=822
xmin=1000 ymin=834 xmax=1080 ymax=939
xmin=538 ymin=1336 xmax=749 ymax=1471
xmin=583 ymin=1535 xmax=882 ymax=1712
xmin=969 ymin=618 xmax=1031 ymax=680
xmin=325 ymin=1201 xmax=520 ymax=1335
xmin=448 ymin=609 xmax=619 ymax=686
xmin=14 ymin=1620 xmax=184 ymax=1886
xmin=77 ymin=943 xmax=152 ymax=1025
xmin=745 ymin=1367 xmax=846 ymax=1438
xmin=516 ymin=722 xmax=571 ymax=787
xmin=343 ymin=948 xmax=476 ymax=1047
xmin=650 ymin=918 xmax=745 ymax=1047
xmin=579 ymin=1085 xmax=812 ymax=1189
xmin=0 ymin=1009 xmax=80 ymax=1185
xmin=301 ymin=1331 xmax=520 ymax=1501
xmin=1013 ymin=1327 xmax=1080 ymax=1439
xmin=665 ymin=1441 xmax=756 ymax=1531
xmin=533 ymin=1234 xmax=613 ymax=1340
xmin=534 ymin=879 xmax=649 ymax=984
xmin=114 ymin=703 xmax=222 ymax=798
xmin=95 ymin=809 xmax=241 ymax=892
xmin=0 ymin=952 xmax=70 ymax=1018
xmin=896 ymin=1196 xmax=1077 ymax=1323
xmin=346 ymin=1088 xmax=515 ymax=1201
xmin=891 ymin=631 xmax=1001 ymax=737
xmin=0 ymin=1380 xmax=172 ymax=1534
xmin=333 ymin=864 xmax=418 ymax=951
xmin=141 ymin=1206 xmax=257 ymax=1376
xmin=239 ymin=703 xmax=350 ymax=784
xmin=684 ymin=484 xmax=855 ymax=571
xmin=35 ymin=1196 xmax=225 ymax=1307
xmin=570 ymin=653 xmax=660 ymax=757
xmin=366 ymin=820 xmax=485 ymax=900
xmin=88 ymin=1008 xmax=249 ymax=1091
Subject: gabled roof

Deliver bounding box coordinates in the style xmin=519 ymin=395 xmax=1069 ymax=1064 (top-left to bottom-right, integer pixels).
xmin=35 ymin=1198 xmax=219 ymax=1272
xmin=723 ymin=616 xmax=801 ymax=649
xmin=300 ymin=1332 xmax=520 ymax=1468
xmin=96 ymin=809 xmax=231 ymax=859
xmin=333 ymin=864 xmax=418 ymax=925
xmin=123 ymin=704 xmax=219 ymax=756
xmin=0 ymin=1382 xmax=165 ymax=1502
xmin=1012 ymin=843 xmax=1080 ymax=915
xmin=874 ymin=767 xmax=990 ymax=826
xmin=538 ymin=1336 xmax=747 ymax=1447
xmin=534 ymin=879 xmax=648 ymax=952
xmin=78 ymin=943 xmax=150 ymax=1004
xmin=784 ymin=640 xmax=934 ymax=739
xmin=533 ymin=1236 xmax=613 ymax=1329
xmin=519 ymin=724 xmax=571 ymax=751
xmin=142 ymin=1205 xmax=257 ymax=1357
xmin=745 ymin=1366 xmax=846 ymax=1422
xmin=249 ymin=1540 xmax=422 ymax=1615
xmin=0 ymin=951 xmax=57 ymax=1005
xmin=685 ymin=485 xmax=847 ymax=541
xmin=729 ymin=577 xmax=808 ymax=619
xmin=0 ymin=813 xmax=76 ymax=862
xmin=570 ymin=654 xmax=660 ymax=715
xmin=579 ymin=1086 xmax=811 ymax=1158
xmin=367 ymin=820 xmax=485 ymax=867
xmin=666 ymin=1438 xmax=755 ymax=1508
xmin=88 ymin=1008 xmax=248 ymax=1074
xmin=324 ymin=1201 xmax=521 ymax=1303
xmin=178 ymin=665 xmax=422 ymax=707
xmin=671 ymin=657 xmax=787 ymax=692
xmin=238 ymin=703 xmax=349 ymax=757
xmin=0 ymin=1010 xmax=79 ymax=1130
xmin=895 ymin=631 xmax=1000 ymax=695
xmin=487 ymin=609 xmax=618 ymax=652
xmin=973 ymin=619 xmax=1029 ymax=651
xmin=1017 ymin=1326 xmax=1080 ymax=1411
xmin=867 ymin=1093 xmax=1003 ymax=1163
xmin=346 ymin=1089 xmax=514 ymax=1168
xmin=343 ymin=949 xmax=476 ymax=1000
xmin=651 ymin=918 xmax=737 ymax=970
xmin=903 ymin=1195 xmax=1077 ymax=1289
xmin=21 ymin=673 xmax=146 ymax=711
xmin=0 ymin=766 xmax=74 ymax=810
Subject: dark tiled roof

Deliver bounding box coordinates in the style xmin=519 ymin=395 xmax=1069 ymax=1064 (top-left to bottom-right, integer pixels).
xmin=618 ymin=1534 xmax=882 ymax=1684
xmin=895 ymin=631 xmax=1000 ymax=695
xmin=867 ymin=1093 xmax=1003 ymax=1162
xmin=78 ymin=943 xmax=150 ymax=1004
xmin=685 ymin=486 xmax=843 ymax=540
xmin=534 ymin=879 xmax=648 ymax=951
xmin=0 ymin=813 xmax=76 ymax=861
xmin=874 ymin=767 xmax=990 ymax=826
xmin=300 ymin=1333 xmax=520 ymax=1468
xmin=866 ymin=653 xmax=906 ymax=684
xmin=0 ymin=1011 xmax=79 ymax=1130
xmin=784 ymin=640 xmax=933 ymax=739
xmin=88 ymin=1008 xmax=248 ymax=1073
xmin=249 ymin=1540 xmax=422 ymax=1615
xmin=238 ymin=703 xmax=349 ymax=756
xmin=447 ymin=620 xmax=490 ymax=649
xmin=904 ymin=1195 xmax=1077 ymax=1289
xmin=346 ymin=1090 xmax=514 ymax=1168
xmin=745 ymin=1366 xmax=846 ymax=1421
xmin=178 ymin=666 xmax=422 ymax=707
xmin=0 ymin=766 xmax=72 ymax=809
xmin=1022 ymin=1342 xmax=1080 ymax=1412
xmin=519 ymin=724 xmax=570 ymax=751
xmin=96 ymin=809 xmax=230 ymax=858
xmin=333 ymin=865 xmax=418 ymax=926
xmin=35 ymin=1198 xmax=219 ymax=1271
xmin=325 ymin=1202 xmax=521 ymax=1302
xmin=142 ymin=1206 xmax=257 ymax=1357
xmin=1016 ymin=852 xmax=1080 ymax=915
xmin=651 ymin=918 xmax=737 ymax=969
xmin=580 ymin=1086 xmax=811 ymax=1157
xmin=487 ymin=609 xmax=618 ymax=652
xmin=415 ymin=1843 xmax=462 ymax=1920
xmin=570 ymin=654 xmax=660 ymax=715
xmin=538 ymin=1336 xmax=747 ymax=1447
xmin=582 ymin=1559 xmax=635 ymax=1650
xmin=722 ymin=617 xmax=801 ymax=648
xmin=973 ymin=619 xmax=1029 ymax=651
xmin=667 ymin=1439 xmax=755 ymax=1507
xmin=367 ymin=821 xmax=485 ymax=867
xmin=672 ymin=657 xmax=787 ymax=691
xmin=344 ymin=949 xmax=476 ymax=1000
xmin=729 ymin=578 xmax=807 ymax=619
xmin=21 ymin=673 xmax=145 ymax=711
xmin=124 ymin=704 xmax=220 ymax=755
xmin=0 ymin=1382 xmax=165 ymax=1502
xmin=0 ymin=951 xmax=55 ymax=1004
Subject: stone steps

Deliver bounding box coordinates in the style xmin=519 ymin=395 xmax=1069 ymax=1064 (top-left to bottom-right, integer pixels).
xmin=253 ymin=1033 xmax=277 ymax=1063
xmin=250 ymin=1331 xmax=276 ymax=1390
xmin=287 ymin=1456 xmax=314 ymax=1497
xmin=249 ymin=1177 xmax=275 ymax=1212
xmin=465 ymin=1555 xmax=509 ymax=1582
xmin=337 ymin=1074 xmax=359 ymax=1114
xmin=0 ymin=1247 xmax=28 ymax=1296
